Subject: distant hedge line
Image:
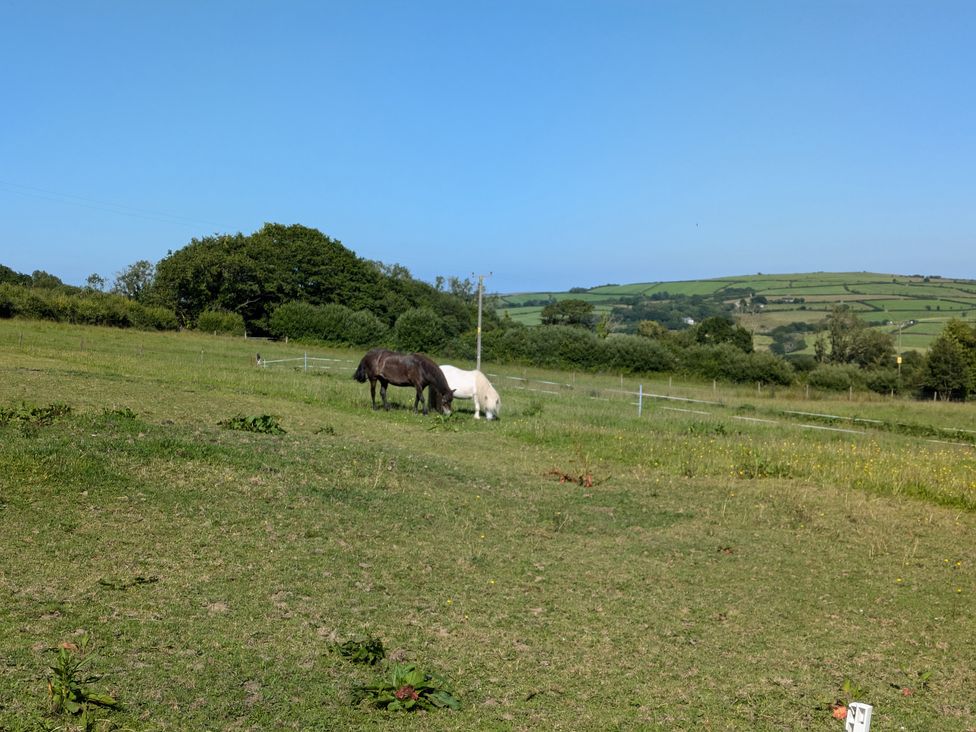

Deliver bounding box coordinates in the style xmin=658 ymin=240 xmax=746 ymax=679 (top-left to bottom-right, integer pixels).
xmin=4 ymin=287 xmax=926 ymax=394
xmin=472 ymin=325 xmax=796 ymax=385
xmin=0 ymin=283 xmax=178 ymax=330
xmin=268 ymin=302 xmax=797 ymax=386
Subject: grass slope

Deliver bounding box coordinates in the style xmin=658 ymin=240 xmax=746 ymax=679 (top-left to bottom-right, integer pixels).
xmin=2 ymin=320 xmax=976 ymax=730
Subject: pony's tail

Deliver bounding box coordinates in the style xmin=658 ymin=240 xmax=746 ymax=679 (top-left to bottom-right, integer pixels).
xmin=353 ymin=359 xmax=368 ymax=383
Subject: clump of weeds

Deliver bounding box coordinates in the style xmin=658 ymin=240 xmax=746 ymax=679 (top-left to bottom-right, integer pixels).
xmin=46 ymin=634 xmax=119 ymax=727
xmin=521 ymin=400 xmax=544 ymax=417
xmin=1 ymin=402 xmax=72 ymax=435
xmin=218 ymin=414 xmax=286 ymax=435
xmin=335 ymin=636 xmax=386 ymax=665
xmin=353 ymin=663 xmax=460 ymax=712
xmin=102 ymin=406 xmax=136 ymax=419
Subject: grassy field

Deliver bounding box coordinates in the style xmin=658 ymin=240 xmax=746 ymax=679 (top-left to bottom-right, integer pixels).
xmin=2 ymin=320 xmax=976 ymax=730
xmin=500 ymin=273 xmax=976 ymax=347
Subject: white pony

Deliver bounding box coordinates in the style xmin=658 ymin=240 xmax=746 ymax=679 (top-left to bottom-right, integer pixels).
xmin=437 ymin=365 xmax=501 ymax=420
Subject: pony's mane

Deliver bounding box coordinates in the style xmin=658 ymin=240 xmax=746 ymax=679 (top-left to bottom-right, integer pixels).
xmin=414 ymin=353 xmax=451 ymax=396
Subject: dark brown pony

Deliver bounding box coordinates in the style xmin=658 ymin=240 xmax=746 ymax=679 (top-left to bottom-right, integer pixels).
xmin=353 ymin=348 xmax=454 ymax=415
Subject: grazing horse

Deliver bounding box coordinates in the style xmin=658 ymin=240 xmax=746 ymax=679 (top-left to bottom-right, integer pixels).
xmin=353 ymin=348 xmax=454 ymax=415
xmin=434 ymin=365 xmax=501 ymax=420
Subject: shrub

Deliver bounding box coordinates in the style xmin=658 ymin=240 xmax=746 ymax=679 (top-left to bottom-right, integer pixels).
xmin=269 ymin=301 xmax=388 ymax=346
xmin=0 ymin=283 xmax=17 ymax=318
xmin=198 ymin=309 xmax=245 ymax=335
xmin=269 ymin=301 xmax=322 ymax=341
xmin=132 ymin=305 xmax=179 ymax=331
xmin=344 ymin=309 xmax=388 ymax=346
xmin=597 ymin=334 xmax=676 ymax=373
xmin=865 ymin=367 xmax=901 ymax=395
xmin=394 ymin=307 xmax=448 ymax=353
xmin=681 ymin=344 xmax=794 ymax=385
xmin=806 ymin=364 xmax=866 ymax=391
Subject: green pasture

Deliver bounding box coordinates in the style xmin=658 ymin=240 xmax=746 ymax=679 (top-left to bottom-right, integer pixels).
xmin=864 ymin=299 xmax=973 ymax=312
xmin=894 ymin=332 xmax=942 ymax=350
xmin=760 ymin=285 xmax=864 ymax=297
xmin=509 ymin=274 xmax=976 ymax=350
xmin=501 ymin=304 xmax=614 ymax=327
xmin=718 ymin=279 xmax=799 ymax=291
xmin=500 ymin=293 xmax=617 ymax=307
xmin=501 ymin=305 xmax=545 ymax=325
xmin=736 ymin=311 xmax=826 ymax=332
xmin=846 ymin=283 xmax=976 ymax=298
xmin=2 ymin=320 xmax=976 ymax=730
xmin=587 ymin=283 xmax=658 ymax=295
xmin=904 ymin=320 xmax=974 ymax=336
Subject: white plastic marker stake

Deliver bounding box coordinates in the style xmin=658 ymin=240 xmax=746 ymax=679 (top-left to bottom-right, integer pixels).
xmin=845 ymin=702 xmax=872 ymax=732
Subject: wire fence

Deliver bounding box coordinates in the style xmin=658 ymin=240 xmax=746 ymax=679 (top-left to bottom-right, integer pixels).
xmin=257 ymin=352 xmax=357 ymax=372
xmin=255 ymin=350 xmax=976 ymax=449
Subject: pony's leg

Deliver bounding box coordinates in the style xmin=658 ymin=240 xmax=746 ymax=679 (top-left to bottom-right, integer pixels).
xmin=473 ymin=393 xmax=481 ymax=419
xmin=369 ymin=378 xmax=378 ymax=409
xmin=380 ymin=380 xmax=390 ymax=410
xmin=416 ymin=386 xmax=427 ymax=414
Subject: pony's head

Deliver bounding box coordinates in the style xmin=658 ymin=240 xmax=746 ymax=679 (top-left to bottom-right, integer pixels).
xmin=436 ymin=387 xmax=455 ymax=416
xmin=483 ymin=384 xmax=500 ymax=420
xmin=474 ymin=371 xmax=500 ymax=420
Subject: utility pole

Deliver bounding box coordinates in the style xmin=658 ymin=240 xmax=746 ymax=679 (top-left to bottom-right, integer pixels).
xmin=473 ymin=272 xmax=492 ymax=372
xmin=897 ymin=321 xmax=905 ymax=377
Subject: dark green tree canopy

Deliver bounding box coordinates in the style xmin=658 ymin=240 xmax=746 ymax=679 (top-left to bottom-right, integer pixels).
xmin=0 ymin=264 xmax=32 ymax=287
xmin=149 ymin=223 xmax=477 ymax=334
xmin=692 ymin=316 xmax=753 ymax=353
xmin=541 ymin=299 xmax=595 ymax=328
xmin=923 ymin=319 xmax=976 ymax=400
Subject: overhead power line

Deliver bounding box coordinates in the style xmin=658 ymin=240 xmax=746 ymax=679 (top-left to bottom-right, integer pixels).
xmin=0 ymin=179 xmax=228 ymax=230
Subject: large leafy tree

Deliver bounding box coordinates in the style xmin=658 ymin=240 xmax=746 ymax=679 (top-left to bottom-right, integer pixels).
xmin=30 ymin=270 xmax=64 ymax=288
xmin=541 ymin=299 xmax=595 ymax=328
xmin=150 ymin=224 xmax=384 ymax=329
xmin=816 ymin=305 xmax=894 ymax=368
xmin=149 ymin=223 xmax=477 ymax=335
xmin=112 ymin=260 xmax=155 ymax=301
xmin=692 ymin=316 xmax=753 ymax=353
xmin=0 ymin=264 xmax=31 ymax=286
xmin=923 ymin=320 xmax=976 ymax=400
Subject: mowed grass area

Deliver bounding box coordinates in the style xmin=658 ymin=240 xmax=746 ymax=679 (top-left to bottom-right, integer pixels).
xmin=2 ymin=320 xmax=976 ymax=731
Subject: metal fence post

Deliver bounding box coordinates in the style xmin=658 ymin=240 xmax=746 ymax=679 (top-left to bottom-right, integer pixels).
xmin=638 ymin=383 xmax=643 ymax=417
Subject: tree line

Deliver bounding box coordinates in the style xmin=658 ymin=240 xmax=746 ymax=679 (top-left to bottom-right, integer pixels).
xmin=3 ymin=226 xmax=975 ymax=400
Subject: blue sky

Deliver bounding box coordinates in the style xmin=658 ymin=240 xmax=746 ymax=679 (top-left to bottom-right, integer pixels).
xmin=2 ymin=1 xmax=973 ymax=293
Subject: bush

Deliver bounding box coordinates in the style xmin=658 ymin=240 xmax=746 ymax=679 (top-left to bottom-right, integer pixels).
xmin=269 ymin=302 xmax=322 ymax=341
xmin=394 ymin=307 xmax=448 ymax=353
xmin=135 ymin=305 xmax=179 ymax=331
xmin=681 ymin=344 xmax=794 ymax=385
xmin=865 ymin=367 xmax=901 ymax=395
xmin=0 ymin=284 xmax=177 ymax=331
xmin=785 ymin=353 xmax=818 ymax=373
xmin=485 ymin=325 xmax=598 ymax=369
xmin=344 ymin=309 xmax=388 ymax=346
xmin=596 ymin=334 xmax=676 ymax=373
xmin=269 ymin=301 xmax=388 ymax=346
xmin=806 ymin=364 xmax=866 ymax=391
xmin=197 ymin=309 xmax=245 ymax=335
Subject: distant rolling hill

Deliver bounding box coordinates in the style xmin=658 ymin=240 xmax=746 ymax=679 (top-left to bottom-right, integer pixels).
xmin=497 ymin=272 xmax=976 ymax=352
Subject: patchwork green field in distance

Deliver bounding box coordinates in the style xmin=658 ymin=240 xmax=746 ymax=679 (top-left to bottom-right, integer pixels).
xmin=2 ymin=319 xmax=976 ymax=730
xmin=499 ymin=272 xmax=976 ymax=350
